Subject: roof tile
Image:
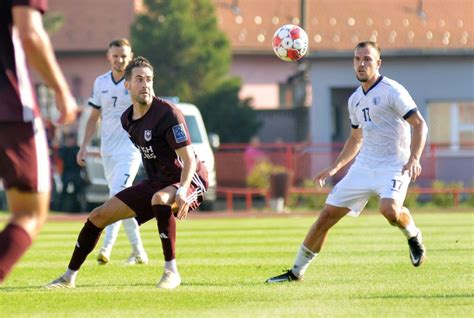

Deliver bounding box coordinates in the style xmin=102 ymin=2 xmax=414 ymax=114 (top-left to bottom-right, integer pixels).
xmin=49 ymin=0 xmax=473 ymax=53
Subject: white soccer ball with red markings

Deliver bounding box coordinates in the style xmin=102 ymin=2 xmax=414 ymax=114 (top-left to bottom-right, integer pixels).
xmin=272 ymin=24 xmax=308 ymax=62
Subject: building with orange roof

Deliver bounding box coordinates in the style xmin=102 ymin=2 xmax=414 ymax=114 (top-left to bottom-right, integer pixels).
xmin=45 ymin=0 xmax=473 ymax=150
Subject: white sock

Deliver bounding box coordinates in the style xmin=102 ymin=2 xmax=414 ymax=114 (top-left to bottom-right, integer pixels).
xmin=123 ymin=218 xmax=143 ymax=249
xmin=291 ymin=244 xmax=317 ymax=278
xmin=102 ymin=221 xmax=121 ymax=253
xmin=164 ymin=259 xmax=178 ymax=274
xmin=64 ymin=269 xmax=78 ymax=282
xmin=132 ymin=245 xmax=146 ymax=256
xmin=400 ymin=218 xmax=419 ymax=239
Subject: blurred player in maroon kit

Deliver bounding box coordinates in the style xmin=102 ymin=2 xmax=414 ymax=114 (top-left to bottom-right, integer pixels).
xmin=0 ymin=0 xmax=77 ymax=284
xmin=46 ymin=56 xmax=208 ymax=289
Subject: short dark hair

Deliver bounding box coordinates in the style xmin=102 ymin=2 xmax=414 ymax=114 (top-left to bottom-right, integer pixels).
xmin=355 ymin=41 xmax=381 ymax=57
xmin=124 ymin=56 xmax=153 ymax=80
xmin=108 ymin=38 xmax=131 ymax=49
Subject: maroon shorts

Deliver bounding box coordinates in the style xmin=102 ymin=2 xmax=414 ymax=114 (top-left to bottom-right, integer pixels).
xmin=0 ymin=119 xmax=51 ymax=192
xmin=116 ymin=173 xmax=208 ymax=225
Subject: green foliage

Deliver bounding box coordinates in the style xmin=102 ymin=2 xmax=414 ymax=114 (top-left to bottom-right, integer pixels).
xmin=246 ymin=161 xmax=286 ymax=189
xmin=195 ymin=77 xmax=262 ymax=142
xmin=130 ymin=0 xmax=230 ymax=102
xmin=287 ymin=179 xmax=328 ymax=210
xmin=365 ymin=195 xmax=379 ymax=209
xmin=431 ymin=180 xmax=464 ymax=207
xmin=43 ymin=11 xmax=64 ymax=34
xmin=131 ymin=0 xmax=261 ymax=142
xmin=462 ymin=179 xmax=474 ymax=207
xmin=404 ymin=186 xmax=421 ymax=208
xmin=284 ymin=179 xmax=470 ymax=210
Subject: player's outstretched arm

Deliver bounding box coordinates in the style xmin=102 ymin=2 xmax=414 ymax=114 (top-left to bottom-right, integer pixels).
xmin=12 ymin=6 xmax=76 ymax=124
xmin=313 ymin=127 xmax=362 ymax=187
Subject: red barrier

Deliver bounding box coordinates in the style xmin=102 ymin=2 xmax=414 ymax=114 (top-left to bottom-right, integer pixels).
xmin=289 ymin=187 xmax=474 ymax=208
xmin=217 ymin=187 xmax=270 ymax=212
xmin=217 ymin=186 xmax=474 ymax=211
xmin=215 ymin=142 xmax=440 ymax=188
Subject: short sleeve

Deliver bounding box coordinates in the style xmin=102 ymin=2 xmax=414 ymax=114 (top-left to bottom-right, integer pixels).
xmin=164 ymin=108 xmax=192 ymax=150
xmin=348 ymin=94 xmax=360 ymax=128
xmin=391 ymin=84 xmax=417 ymax=118
xmin=12 ymin=0 xmax=47 ymax=13
xmin=88 ymin=78 xmax=101 ymax=109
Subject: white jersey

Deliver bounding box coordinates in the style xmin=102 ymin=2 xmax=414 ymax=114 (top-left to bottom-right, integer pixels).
xmin=348 ymin=76 xmax=417 ymax=169
xmin=88 ymin=71 xmax=139 ymax=156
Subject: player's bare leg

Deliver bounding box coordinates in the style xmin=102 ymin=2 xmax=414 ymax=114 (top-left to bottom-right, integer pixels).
xmin=45 ymin=197 xmax=136 ymax=289
xmin=379 ymin=198 xmax=425 ymax=266
xmin=151 ymin=186 xmax=181 ymax=289
xmin=0 ymin=189 xmax=49 ymax=284
xmin=266 ymin=204 xmax=350 ymax=283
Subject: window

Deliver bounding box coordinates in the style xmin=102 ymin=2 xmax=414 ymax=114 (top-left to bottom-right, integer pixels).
xmin=184 ymin=115 xmax=203 ymax=143
xmin=427 ymin=101 xmax=474 ymax=150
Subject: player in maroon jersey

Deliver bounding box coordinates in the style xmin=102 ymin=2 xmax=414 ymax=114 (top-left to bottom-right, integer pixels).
xmin=0 ymin=0 xmax=77 ymax=284
xmin=46 ymin=57 xmax=208 ymax=289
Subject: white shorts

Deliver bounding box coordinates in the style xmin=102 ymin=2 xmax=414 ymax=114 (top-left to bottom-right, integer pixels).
xmin=326 ymin=164 xmax=411 ymax=217
xmin=102 ymin=152 xmax=142 ymax=196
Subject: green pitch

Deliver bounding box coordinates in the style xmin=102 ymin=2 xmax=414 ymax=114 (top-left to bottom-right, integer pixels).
xmin=0 ymin=212 xmax=473 ymax=317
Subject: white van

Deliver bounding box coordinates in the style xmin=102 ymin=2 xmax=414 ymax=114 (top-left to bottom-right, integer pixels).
xmin=77 ymin=101 xmax=217 ymax=210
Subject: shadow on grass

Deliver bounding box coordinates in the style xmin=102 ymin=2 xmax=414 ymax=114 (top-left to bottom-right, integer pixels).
xmin=0 ymin=280 xmax=265 ymax=292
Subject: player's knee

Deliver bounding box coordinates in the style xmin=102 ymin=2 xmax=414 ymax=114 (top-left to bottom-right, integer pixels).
xmin=315 ymin=206 xmax=345 ymax=231
xmin=88 ymin=206 xmax=101 ymax=221
xmin=151 ymin=192 xmax=167 ymax=205
xmin=379 ymin=206 xmax=398 ymax=225
xmin=89 ymin=205 xmax=111 ymax=226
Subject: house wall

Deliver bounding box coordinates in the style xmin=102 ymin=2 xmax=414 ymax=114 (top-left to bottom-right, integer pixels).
xmin=308 ymin=54 xmax=474 ymax=184
xmin=230 ymin=55 xmax=299 ymax=109
xmin=56 ymin=54 xmax=109 ymax=104
xmin=309 ymin=55 xmax=474 ymax=144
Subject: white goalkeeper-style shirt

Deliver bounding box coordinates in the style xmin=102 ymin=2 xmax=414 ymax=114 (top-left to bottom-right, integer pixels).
xmin=348 ymin=76 xmax=418 ymax=170
xmin=88 ymin=71 xmax=139 ymax=157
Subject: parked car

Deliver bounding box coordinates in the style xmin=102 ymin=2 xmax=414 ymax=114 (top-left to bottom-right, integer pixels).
xmin=77 ymin=101 xmax=218 ymax=210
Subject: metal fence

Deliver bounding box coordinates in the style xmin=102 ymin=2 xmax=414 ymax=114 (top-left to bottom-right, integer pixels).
xmin=215 ymin=142 xmax=473 ymax=188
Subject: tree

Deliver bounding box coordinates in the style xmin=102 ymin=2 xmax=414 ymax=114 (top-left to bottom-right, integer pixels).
xmin=131 ymin=0 xmax=230 ymax=102
xmin=130 ymin=0 xmax=262 ymax=142
xmin=195 ymin=77 xmax=261 ymax=142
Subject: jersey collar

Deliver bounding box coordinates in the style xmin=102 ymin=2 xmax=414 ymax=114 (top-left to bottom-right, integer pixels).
xmin=110 ymin=72 xmax=125 ymax=85
xmin=362 ymin=75 xmax=384 ymax=95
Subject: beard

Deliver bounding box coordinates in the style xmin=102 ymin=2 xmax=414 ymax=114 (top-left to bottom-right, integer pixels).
xmin=134 ymin=93 xmax=151 ymax=105
xmin=356 ymin=73 xmax=368 ymax=82
xmin=113 ymin=64 xmax=125 ymax=73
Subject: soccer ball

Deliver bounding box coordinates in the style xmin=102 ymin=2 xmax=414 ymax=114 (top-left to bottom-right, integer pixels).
xmin=272 ymin=24 xmax=308 ymax=62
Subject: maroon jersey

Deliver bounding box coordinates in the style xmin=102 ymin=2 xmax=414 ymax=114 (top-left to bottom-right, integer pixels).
xmin=0 ymin=0 xmax=47 ymax=122
xmin=121 ymin=97 xmax=207 ymax=185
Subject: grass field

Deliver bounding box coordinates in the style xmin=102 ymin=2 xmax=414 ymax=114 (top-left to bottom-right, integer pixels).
xmin=0 ymin=211 xmax=473 ymax=317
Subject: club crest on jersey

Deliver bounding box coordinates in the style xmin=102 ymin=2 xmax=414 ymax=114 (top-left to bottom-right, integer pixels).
xmin=172 ymin=124 xmax=188 ymax=143
xmin=373 ymin=96 xmax=381 ymax=105
xmin=144 ymin=130 xmax=152 ymax=142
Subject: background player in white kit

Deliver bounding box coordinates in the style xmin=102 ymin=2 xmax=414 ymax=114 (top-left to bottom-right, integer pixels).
xmin=266 ymin=41 xmax=428 ymax=283
xmin=77 ymin=39 xmax=148 ymax=265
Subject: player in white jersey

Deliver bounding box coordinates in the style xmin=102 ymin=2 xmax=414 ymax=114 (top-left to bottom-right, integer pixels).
xmin=266 ymin=41 xmax=428 ymax=283
xmin=76 ymin=39 xmax=148 ymax=265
